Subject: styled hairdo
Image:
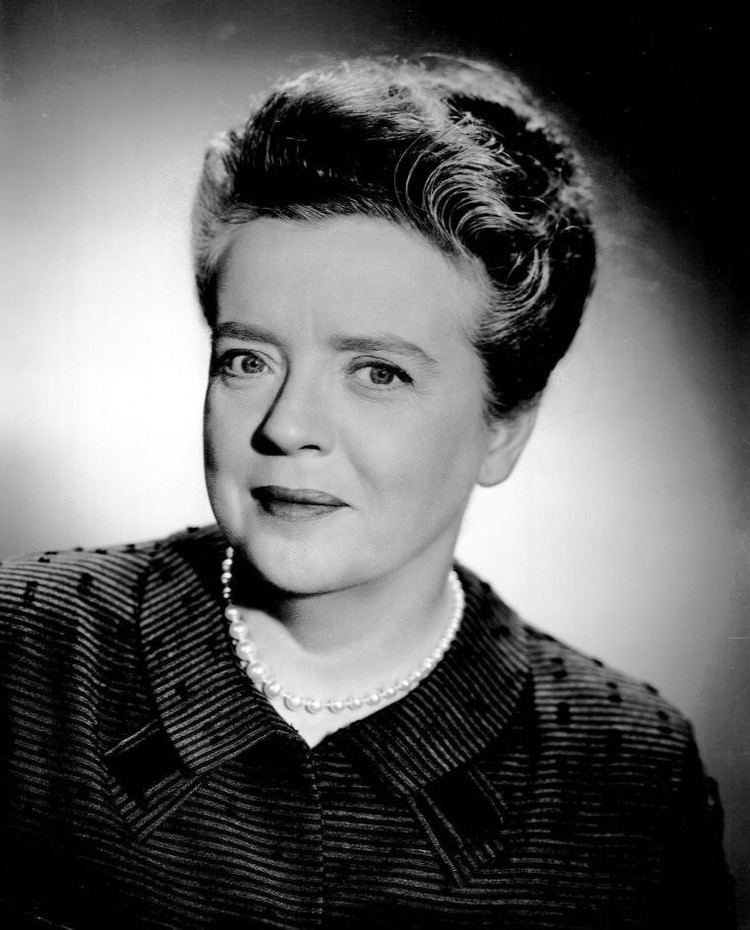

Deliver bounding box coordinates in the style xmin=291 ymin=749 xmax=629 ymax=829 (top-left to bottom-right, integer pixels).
xmin=192 ymin=55 xmax=596 ymax=417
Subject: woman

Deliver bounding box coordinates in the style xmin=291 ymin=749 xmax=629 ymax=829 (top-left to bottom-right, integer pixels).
xmin=0 ymin=56 xmax=735 ymax=928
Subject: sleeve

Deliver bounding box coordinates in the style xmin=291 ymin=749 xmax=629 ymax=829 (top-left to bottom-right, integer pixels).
xmin=652 ymin=731 xmax=736 ymax=928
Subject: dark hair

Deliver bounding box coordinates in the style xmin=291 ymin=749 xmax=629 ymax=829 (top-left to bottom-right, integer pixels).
xmin=192 ymin=55 xmax=596 ymax=417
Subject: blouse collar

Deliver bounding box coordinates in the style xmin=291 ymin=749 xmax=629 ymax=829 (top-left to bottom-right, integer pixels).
xmin=110 ymin=526 xmax=530 ymax=817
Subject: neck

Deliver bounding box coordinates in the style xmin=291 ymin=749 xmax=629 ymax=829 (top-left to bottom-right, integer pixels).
xmin=227 ymin=550 xmax=459 ymax=698
xmin=251 ymin=562 xmax=450 ymax=643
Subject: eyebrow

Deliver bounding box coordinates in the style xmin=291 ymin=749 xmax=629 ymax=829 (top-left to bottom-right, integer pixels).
xmin=213 ymin=323 xmax=439 ymax=370
xmin=213 ymin=322 xmax=282 ymax=346
xmin=329 ymin=335 xmax=438 ymax=370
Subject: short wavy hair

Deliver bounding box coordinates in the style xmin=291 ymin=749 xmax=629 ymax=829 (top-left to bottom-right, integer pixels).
xmin=192 ymin=55 xmax=596 ymax=417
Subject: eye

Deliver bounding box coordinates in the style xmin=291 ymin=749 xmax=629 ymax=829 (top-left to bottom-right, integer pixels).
xmin=213 ymin=349 xmax=271 ymax=378
xmin=351 ymin=360 xmax=413 ymax=389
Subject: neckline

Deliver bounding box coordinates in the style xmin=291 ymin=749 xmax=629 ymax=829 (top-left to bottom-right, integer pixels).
xmin=136 ymin=526 xmax=530 ymax=793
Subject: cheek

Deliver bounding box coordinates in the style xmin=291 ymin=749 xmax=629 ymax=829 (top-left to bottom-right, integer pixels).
xmin=356 ymin=403 xmax=489 ymax=508
xmin=203 ymin=391 xmax=245 ymax=477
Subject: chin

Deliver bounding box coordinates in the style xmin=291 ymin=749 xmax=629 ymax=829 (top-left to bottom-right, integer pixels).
xmin=234 ymin=538 xmax=360 ymax=598
xmin=217 ymin=499 xmax=372 ymax=597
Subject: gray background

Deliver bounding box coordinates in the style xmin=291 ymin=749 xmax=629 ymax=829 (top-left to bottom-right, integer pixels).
xmin=2 ymin=2 xmax=748 ymax=922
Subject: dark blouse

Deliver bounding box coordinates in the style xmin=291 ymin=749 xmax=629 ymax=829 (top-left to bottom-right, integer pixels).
xmin=0 ymin=526 xmax=735 ymax=929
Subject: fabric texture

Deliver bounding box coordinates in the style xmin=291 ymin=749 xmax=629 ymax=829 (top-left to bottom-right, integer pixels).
xmin=0 ymin=526 xmax=736 ymax=929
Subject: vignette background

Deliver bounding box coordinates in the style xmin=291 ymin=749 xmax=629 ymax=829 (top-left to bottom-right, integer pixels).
xmin=2 ymin=2 xmax=748 ymax=920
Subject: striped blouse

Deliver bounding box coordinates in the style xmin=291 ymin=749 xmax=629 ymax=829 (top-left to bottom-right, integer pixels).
xmin=0 ymin=526 xmax=735 ymax=928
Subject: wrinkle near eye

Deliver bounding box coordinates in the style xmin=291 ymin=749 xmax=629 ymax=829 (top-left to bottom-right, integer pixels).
xmin=330 ymin=333 xmax=439 ymax=374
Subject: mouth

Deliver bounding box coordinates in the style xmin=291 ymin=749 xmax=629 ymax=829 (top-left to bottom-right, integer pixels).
xmin=251 ymin=485 xmax=348 ymax=521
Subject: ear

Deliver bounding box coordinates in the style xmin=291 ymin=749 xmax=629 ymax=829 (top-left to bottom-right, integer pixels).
xmin=477 ymin=406 xmax=538 ymax=488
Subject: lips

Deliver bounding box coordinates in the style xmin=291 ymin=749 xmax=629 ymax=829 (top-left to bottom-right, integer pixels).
xmin=252 ymin=485 xmax=347 ymax=520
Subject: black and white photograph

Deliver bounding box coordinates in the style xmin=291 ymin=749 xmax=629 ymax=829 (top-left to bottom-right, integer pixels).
xmin=1 ymin=3 xmax=747 ymax=927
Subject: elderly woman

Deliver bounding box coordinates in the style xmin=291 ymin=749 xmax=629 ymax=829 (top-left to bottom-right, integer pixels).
xmin=0 ymin=56 xmax=735 ymax=928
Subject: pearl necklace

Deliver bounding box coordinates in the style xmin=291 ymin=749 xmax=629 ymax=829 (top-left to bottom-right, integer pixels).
xmin=222 ymin=546 xmax=464 ymax=714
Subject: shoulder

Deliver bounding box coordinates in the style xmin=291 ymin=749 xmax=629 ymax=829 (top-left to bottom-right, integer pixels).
xmin=522 ymin=620 xmax=692 ymax=746
xmin=461 ymin=573 xmax=735 ymax=923
xmin=0 ymin=525 xmax=225 ymax=773
xmin=463 ymin=568 xmax=716 ymax=818
xmin=459 ymin=564 xmax=694 ymax=755
xmin=0 ymin=524 xmax=222 ymax=590
xmin=0 ymin=524 xmax=223 ymax=653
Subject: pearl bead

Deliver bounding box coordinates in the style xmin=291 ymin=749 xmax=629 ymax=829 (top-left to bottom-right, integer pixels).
xmin=222 ymin=547 xmax=464 ymax=714
xmin=228 ymin=620 xmax=248 ymax=641
xmin=236 ymin=641 xmax=257 ymax=662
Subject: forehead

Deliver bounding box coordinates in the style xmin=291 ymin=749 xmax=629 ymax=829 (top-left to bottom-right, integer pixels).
xmin=216 ymin=215 xmax=490 ymax=341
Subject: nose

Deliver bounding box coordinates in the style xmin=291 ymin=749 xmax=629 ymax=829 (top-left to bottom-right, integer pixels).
xmin=253 ymin=366 xmax=333 ymax=455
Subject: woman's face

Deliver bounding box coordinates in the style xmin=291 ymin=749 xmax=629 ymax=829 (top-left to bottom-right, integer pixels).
xmin=204 ymin=215 xmax=529 ymax=595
